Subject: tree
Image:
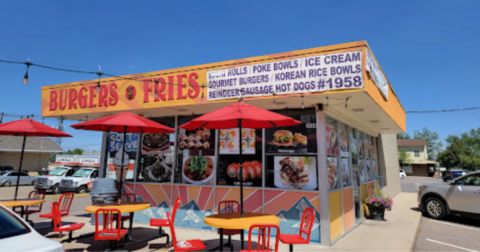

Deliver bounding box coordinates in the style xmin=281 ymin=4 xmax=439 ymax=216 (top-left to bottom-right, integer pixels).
xmin=64 ymin=148 xmax=85 ymax=155
xmin=437 ymin=131 xmax=480 ymax=171
xmin=397 ymin=133 xmax=411 ymax=139
xmin=398 ymin=150 xmax=414 ymax=167
xmin=413 ymin=127 xmax=443 ymax=160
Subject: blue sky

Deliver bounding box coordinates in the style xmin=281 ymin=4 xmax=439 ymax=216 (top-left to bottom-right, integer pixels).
xmin=0 ymin=1 xmax=479 ymax=152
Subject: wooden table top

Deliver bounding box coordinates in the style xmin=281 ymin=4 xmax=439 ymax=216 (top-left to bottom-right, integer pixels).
xmin=0 ymin=199 xmax=45 ymax=207
xmin=85 ymin=202 xmax=151 ymax=213
xmin=204 ymin=212 xmax=280 ymax=230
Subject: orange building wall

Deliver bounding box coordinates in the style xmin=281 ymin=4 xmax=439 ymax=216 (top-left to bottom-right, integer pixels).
xmin=342 ymin=188 xmax=355 ymax=232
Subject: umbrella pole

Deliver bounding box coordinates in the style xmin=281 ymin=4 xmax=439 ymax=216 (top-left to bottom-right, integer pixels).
xmin=119 ymin=127 xmax=127 ymax=203
xmin=238 ymin=119 xmax=244 ymax=217
xmin=14 ymin=133 xmax=27 ymax=201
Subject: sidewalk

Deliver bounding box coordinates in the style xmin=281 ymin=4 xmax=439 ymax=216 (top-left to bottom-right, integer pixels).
xmin=43 ymin=192 xmax=420 ymax=251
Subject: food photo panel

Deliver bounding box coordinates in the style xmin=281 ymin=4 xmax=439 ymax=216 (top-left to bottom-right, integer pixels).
xmin=140 ymin=155 xmax=173 ymax=183
xmin=266 ymin=124 xmax=316 ymax=154
xmin=339 ymin=124 xmax=349 ymax=157
xmin=341 ymin=157 xmax=351 ymax=187
xmin=218 ymin=156 xmax=262 ymax=187
xmin=326 ymin=118 xmax=338 ymax=156
xmin=182 ymin=155 xmax=215 ymax=185
xmin=274 ymin=156 xmax=317 ymax=190
xmin=327 ymin=156 xmax=339 ymax=190
xmin=178 ymin=128 xmax=215 ymax=156
xmin=219 ymin=128 xmax=255 ymax=155
xmin=142 ymin=133 xmax=171 ymax=155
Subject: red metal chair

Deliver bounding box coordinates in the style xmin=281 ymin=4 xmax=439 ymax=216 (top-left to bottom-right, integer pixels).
xmin=51 ymin=201 xmax=85 ymax=243
xmin=240 ymin=224 xmax=280 ymax=252
xmin=95 ymin=208 xmax=129 ymax=250
xmin=39 ymin=192 xmax=74 ymax=228
xmin=218 ymin=200 xmax=242 ymax=251
xmin=117 ymin=193 xmax=136 ymax=228
xmin=150 ymin=197 xmax=181 ymax=245
xmin=167 ymin=211 xmax=205 ymax=251
xmin=14 ymin=190 xmax=46 ymax=226
xmin=278 ymin=207 xmax=315 ymax=252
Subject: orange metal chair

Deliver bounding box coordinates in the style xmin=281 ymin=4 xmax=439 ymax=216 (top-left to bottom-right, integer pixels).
xmin=14 ymin=190 xmax=46 ymax=226
xmin=150 ymin=197 xmax=181 ymax=246
xmin=51 ymin=201 xmax=85 ymax=243
xmin=95 ymin=208 xmax=129 ymax=250
xmin=217 ymin=200 xmax=242 ymax=251
xmin=39 ymin=192 xmax=74 ymax=227
xmin=167 ymin=211 xmax=205 ymax=251
xmin=240 ymin=224 xmax=280 ymax=252
xmin=278 ymin=207 xmax=315 ymax=252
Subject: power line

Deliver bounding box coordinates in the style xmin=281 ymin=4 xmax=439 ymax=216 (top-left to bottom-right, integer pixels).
xmin=406 ymin=107 xmax=480 ymax=114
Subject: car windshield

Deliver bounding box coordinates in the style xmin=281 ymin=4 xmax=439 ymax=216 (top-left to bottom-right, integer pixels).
xmin=48 ymin=168 xmax=68 ymax=176
xmin=0 ymin=206 xmax=30 ymax=239
xmin=73 ymin=169 xmax=93 ymax=177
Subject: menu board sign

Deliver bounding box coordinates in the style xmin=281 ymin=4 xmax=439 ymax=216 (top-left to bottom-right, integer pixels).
xmin=219 ymin=128 xmax=255 ymax=154
xmin=273 ymin=156 xmax=317 ymax=190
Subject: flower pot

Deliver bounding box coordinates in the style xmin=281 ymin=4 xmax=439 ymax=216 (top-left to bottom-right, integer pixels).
xmin=366 ymin=204 xmax=385 ymax=221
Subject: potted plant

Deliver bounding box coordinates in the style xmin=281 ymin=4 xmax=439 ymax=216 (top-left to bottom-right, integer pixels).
xmin=363 ymin=187 xmax=393 ymax=221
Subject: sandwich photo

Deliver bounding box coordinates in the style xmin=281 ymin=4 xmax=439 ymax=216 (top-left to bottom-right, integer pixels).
xmin=273 ymin=130 xmax=294 ymax=145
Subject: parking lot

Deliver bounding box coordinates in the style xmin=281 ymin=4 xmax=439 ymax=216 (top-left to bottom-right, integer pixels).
xmin=401 ymin=176 xmax=480 ymax=251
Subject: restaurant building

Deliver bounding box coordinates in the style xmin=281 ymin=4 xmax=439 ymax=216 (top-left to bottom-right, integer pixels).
xmin=41 ymin=41 xmax=405 ymax=246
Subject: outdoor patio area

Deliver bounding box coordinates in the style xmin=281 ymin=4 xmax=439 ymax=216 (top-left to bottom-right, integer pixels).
xmin=24 ymin=193 xmax=418 ymax=252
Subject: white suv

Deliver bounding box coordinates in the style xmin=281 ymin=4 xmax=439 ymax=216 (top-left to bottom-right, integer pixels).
xmin=59 ymin=168 xmax=99 ymax=194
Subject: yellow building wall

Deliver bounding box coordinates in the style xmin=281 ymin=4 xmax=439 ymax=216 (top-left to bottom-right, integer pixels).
xmin=329 ymin=191 xmax=343 ymax=241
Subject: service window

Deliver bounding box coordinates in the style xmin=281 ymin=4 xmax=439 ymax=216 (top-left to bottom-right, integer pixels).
xmin=265 ymin=109 xmax=318 ymax=191
xmin=175 ymin=115 xmax=216 ymax=185
xmin=136 ymin=117 xmax=175 ymax=183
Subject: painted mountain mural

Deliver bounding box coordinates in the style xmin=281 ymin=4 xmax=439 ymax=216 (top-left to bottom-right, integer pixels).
xmin=276 ymin=196 xmax=320 ymax=243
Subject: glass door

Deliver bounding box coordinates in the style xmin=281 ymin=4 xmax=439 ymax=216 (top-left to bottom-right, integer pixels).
xmin=349 ymin=128 xmax=362 ymax=223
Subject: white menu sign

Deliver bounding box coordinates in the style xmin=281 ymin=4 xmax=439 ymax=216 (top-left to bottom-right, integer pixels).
xmin=207 ymin=51 xmax=363 ymax=101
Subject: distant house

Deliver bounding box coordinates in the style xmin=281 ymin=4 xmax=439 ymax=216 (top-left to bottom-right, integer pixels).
xmin=397 ymin=139 xmax=438 ymax=177
xmin=0 ymin=135 xmax=63 ymax=175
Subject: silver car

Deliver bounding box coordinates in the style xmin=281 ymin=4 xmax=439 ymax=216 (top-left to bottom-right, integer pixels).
xmin=0 ymin=171 xmax=37 ymax=187
xmin=418 ymin=170 xmax=480 ymax=219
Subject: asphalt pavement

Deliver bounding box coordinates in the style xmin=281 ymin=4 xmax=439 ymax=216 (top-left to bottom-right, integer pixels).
xmin=401 ymin=176 xmax=480 ymax=252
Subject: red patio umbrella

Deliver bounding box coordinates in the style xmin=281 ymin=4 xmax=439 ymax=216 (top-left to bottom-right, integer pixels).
xmin=180 ymin=101 xmax=302 ymax=216
xmin=71 ymin=112 xmax=175 ymax=200
xmin=0 ymin=119 xmax=72 ymax=200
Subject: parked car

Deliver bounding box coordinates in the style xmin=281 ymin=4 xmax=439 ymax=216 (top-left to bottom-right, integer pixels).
xmin=0 ymin=204 xmax=64 ymax=252
xmin=60 ymin=167 xmax=99 ymax=194
xmin=34 ymin=166 xmax=79 ymax=194
xmin=400 ymin=169 xmax=407 ymax=179
xmin=442 ymin=169 xmax=464 ymax=181
xmin=0 ymin=165 xmax=14 ymax=173
xmin=1 ymin=171 xmax=37 ymax=187
xmin=418 ymin=170 xmax=480 ymax=219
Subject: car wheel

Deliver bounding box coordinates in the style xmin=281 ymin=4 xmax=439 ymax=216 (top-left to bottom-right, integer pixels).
xmin=3 ymin=181 xmax=11 ymax=187
xmin=443 ymin=178 xmax=447 ymax=182
xmin=52 ymin=184 xmax=60 ymax=194
xmin=425 ymin=197 xmax=447 ymax=219
xmin=77 ymin=186 xmax=87 ymax=194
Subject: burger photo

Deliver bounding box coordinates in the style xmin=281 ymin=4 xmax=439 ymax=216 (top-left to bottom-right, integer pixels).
xmin=273 ymin=130 xmax=294 ymax=145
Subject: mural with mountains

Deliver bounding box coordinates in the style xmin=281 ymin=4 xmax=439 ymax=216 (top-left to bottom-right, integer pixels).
xmin=276 ymin=196 xmax=320 ymax=243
